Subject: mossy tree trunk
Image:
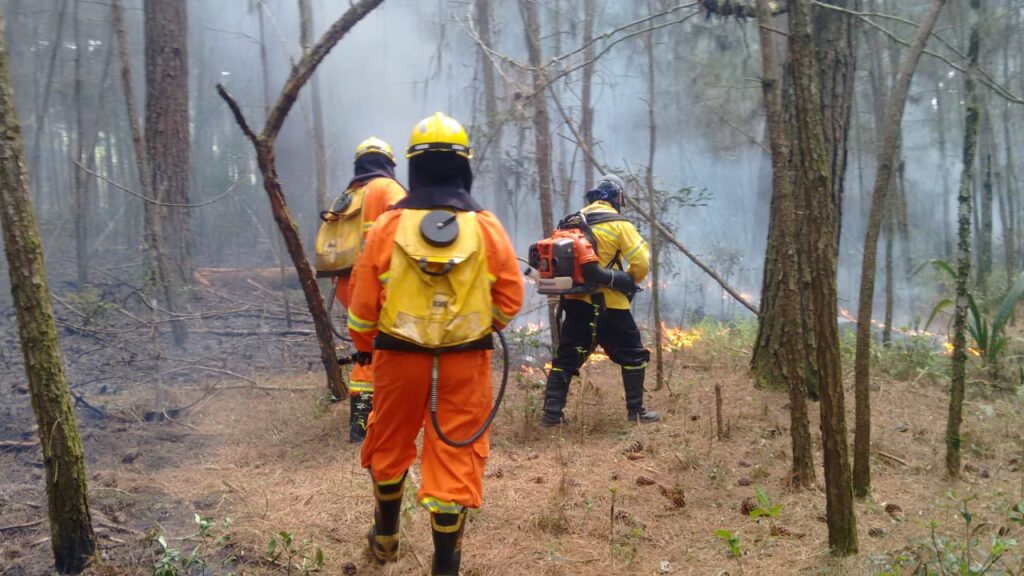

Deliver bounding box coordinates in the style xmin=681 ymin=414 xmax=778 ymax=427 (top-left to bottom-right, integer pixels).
xmin=947 ymin=0 xmax=982 ymax=478
xmin=751 ymin=0 xmax=855 ymax=402
xmin=0 ymin=18 xmax=96 ymax=573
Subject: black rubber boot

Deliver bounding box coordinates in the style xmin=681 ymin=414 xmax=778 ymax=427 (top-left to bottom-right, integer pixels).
xmin=541 ymin=369 xmax=572 ymax=427
xmin=349 ymin=391 xmax=372 ymax=443
xmin=623 ymin=366 xmax=660 ymax=423
xmin=430 ymin=511 xmax=466 ymax=576
xmin=367 ymin=474 xmax=405 ymax=564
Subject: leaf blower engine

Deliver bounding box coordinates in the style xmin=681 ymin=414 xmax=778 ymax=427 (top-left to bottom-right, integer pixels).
xmin=527 ymin=214 xmax=638 ymax=295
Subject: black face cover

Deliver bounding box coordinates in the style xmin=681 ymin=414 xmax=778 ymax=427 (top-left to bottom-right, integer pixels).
xmin=349 ymin=151 xmax=397 ymax=188
xmin=395 ymin=153 xmax=482 ymax=212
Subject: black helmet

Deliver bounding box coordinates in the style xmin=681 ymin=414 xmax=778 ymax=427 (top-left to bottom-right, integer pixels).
xmin=584 ymin=173 xmax=625 ymax=211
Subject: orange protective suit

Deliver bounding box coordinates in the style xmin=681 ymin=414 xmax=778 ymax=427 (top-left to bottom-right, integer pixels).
xmin=334 ymin=176 xmax=406 ymax=394
xmin=347 ymin=209 xmax=523 ymax=510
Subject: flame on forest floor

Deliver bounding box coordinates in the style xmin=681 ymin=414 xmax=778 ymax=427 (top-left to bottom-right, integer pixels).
xmin=661 ymin=323 xmax=702 ymax=351
xmin=943 ymin=341 xmax=982 ymax=357
xmin=840 ymin=308 xmax=983 ymax=358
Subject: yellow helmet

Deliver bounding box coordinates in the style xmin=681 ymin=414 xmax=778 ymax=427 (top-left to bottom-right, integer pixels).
xmin=354 ymin=137 xmax=395 ymax=163
xmin=406 ymin=112 xmax=472 ymax=159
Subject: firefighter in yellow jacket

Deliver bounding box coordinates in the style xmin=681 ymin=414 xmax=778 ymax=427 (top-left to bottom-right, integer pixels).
xmin=541 ymin=174 xmax=660 ymax=426
xmin=347 ymin=113 xmax=523 ymax=574
xmin=333 ymin=138 xmax=406 ymax=442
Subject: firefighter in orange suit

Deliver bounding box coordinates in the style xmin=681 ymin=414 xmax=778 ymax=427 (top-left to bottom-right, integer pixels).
xmin=347 ymin=113 xmax=523 ymax=575
xmin=334 ymin=137 xmax=406 ymax=443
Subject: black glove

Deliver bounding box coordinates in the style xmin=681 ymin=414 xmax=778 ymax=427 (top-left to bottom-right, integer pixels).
xmin=607 ymin=269 xmax=639 ymax=295
xmin=353 ymin=351 xmax=373 ymax=366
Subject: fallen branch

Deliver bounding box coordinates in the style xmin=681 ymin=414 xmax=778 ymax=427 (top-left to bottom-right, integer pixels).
xmin=878 ymin=451 xmax=910 ymax=467
xmin=0 ymin=439 xmax=40 ymax=452
xmin=0 ymin=519 xmax=44 ymax=532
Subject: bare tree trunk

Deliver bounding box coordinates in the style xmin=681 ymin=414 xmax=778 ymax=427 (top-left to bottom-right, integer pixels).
xmin=0 ymin=19 xmax=96 ymax=572
xmin=217 ymin=0 xmax=386 ymax=399
xmin=978 ymin=118 xmax=993 ymax=295
xmin=263 ymin=4 xmax=294 ymax=328
xmin=643 ymin=22 xmax=664 ymax=391
xmin=112 ymin=0 xmax=185 ymax=350
xmin=883 ymin=209 xmax=894 ymax=346
xmin=72 ymin=0 xmax=88 ymax=285
xmin=145 ymin=0 xmax=192 ymax=292
xmin=789 ymin=0 xmax=857 ymax=554
xmin=947 ymin=0 xmax=982 ymax=479
xmin=298 ymin=0 xmax=329 ymax=212
xmin=581 ymin=0 xmax=596 ymax=191
xmin=519 ymin=0 xmax=558 ymax=346
xmin=982 ymin=96 xmax=1012 ymax=287
xmin=851 ymin=0 xmax=945 ymax=499
xmin=937 ymin=81 xmax=953 ymax=261
xmin=752 ymin=0 xmax=855 ymax=402
xmin=474 ymin=0 xmax=506 ymax=222
xmin=755 ymin=0 xmax=814 ymax=488
xmin=29 ymin=0 xmax=70 ymax=187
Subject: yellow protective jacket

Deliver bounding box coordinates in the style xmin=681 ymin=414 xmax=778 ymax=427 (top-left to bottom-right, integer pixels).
xmin=565 ymin=201 xmax=649 ymax=310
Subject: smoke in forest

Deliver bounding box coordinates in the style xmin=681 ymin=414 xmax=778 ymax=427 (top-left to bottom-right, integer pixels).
xmin=0 ymin=0 xmax=1007 ymax=332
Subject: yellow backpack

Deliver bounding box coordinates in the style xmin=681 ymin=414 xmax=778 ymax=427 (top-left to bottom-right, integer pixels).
xmin=379 ymin=209 xmax=493 ymax=349
xmin=315 ymin=185 xmax=367 ymax=277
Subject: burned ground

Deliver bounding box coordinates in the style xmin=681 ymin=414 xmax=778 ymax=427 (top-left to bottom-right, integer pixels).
xmin=2 ymin=276 xmax=1023 ymax=575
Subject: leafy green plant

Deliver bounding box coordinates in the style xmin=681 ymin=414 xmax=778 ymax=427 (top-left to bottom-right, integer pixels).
xmin=920 ymin=260 xmax=1024 ymax=370
xmin=153 ymin=514 xmax=232 ymax=576
xmin=904 ymin=496 xmax=1024 ymax=576
xmin=266 ymin=531 xmax=324 ymax=576
xmin=715 ymin=529 xmax=743 ymax=557
xmin=747 ymin=486 xmax=783 ymax=521
xmin=714 ymin=529 xmax=745 ymax=574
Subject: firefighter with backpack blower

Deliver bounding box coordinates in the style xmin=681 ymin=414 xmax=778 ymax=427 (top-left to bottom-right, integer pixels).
xmin=347 ymin=112 xmax=523 ymax=575
xmin=531 ymin=174 xmax=660 ymax=427
xmin=314 ymin=137 xmax=406 ymax=443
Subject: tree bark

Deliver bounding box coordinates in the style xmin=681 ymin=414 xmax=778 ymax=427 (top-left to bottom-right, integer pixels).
xmin=936 ymin=81 xmax=953 ymax=261
xmin=755 ymin=0 xmax=814 ymax=488
xmin=263 ymin=4 xmax=294 ymax=329
xmin=0 ymin=17 xmax=96 ymax=572
xmin=113 ymin=0 xmax=186 ymax=349
xmin=72 ymin=0 xmax=88 ymax=286
xmin=789 ymin=0 xmax=857 ymax=555
xmin=474 ymin=0 xmax=506 ymax=222
xmin=519 ymin=0 xmax=559 ymax=347
xmin=145 ymin=0 xmax=192 ymax=292
xmin=978 ymin=122 xmax=993 ymax=295
xmin=852 ymin=0 xmax=946 ymax=499
xmin=947 ymin=0 xmax=981 ymax=480
xmin=642 ymin=24 xmax=664 ymax=391
xmin=29 ymin=0 xmax=70 ymax=190
xmin=581 ymin=0 xmax=596 ymax=191
xmin=752 ymin=0 xmax=854 ymax=400
xmin=217 ymin=0 xmax=387 ymax=399
xmin=298 ymin=0 xmax=329 ymax=212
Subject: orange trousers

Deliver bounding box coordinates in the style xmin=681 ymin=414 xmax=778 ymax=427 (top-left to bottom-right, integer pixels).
xmin=335 ymin=276 xmax=372 ymax=394
xmin=361 ymin=349 xmax=492 ymax=510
